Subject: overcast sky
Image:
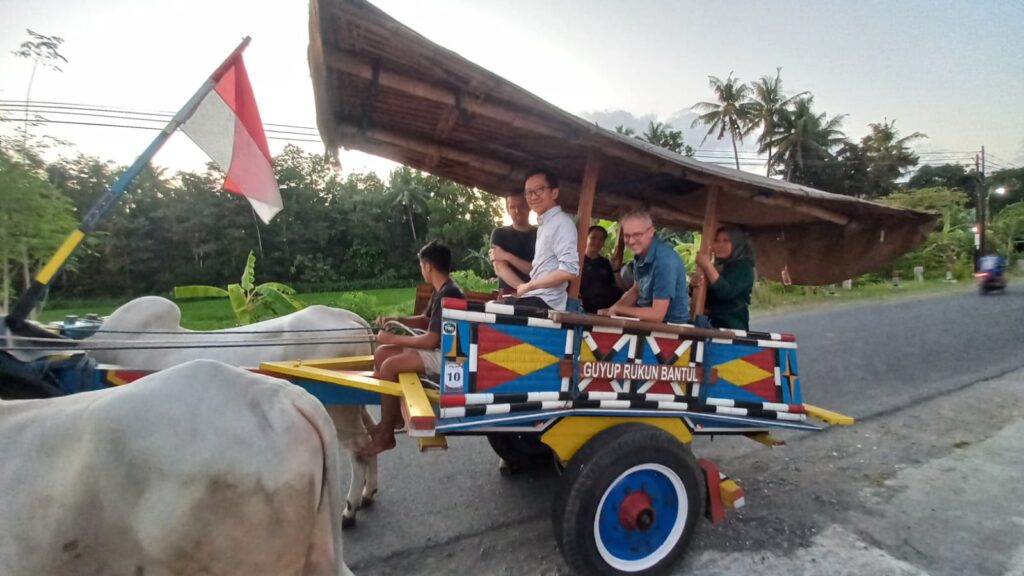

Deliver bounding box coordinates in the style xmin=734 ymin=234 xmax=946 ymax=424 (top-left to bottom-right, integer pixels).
xmin=1 ymin=0 xmax=1022 ymax=176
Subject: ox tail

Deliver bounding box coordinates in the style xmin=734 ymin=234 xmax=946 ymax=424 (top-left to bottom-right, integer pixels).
xmin=293 ymin=396 xmax=356 ymax=576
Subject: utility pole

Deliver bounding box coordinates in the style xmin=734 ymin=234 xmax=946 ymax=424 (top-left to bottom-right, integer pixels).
xmin=975 ymin=151 xmax=982 ymax=268
xmin=981 ymin=146 xmax=987 ymax=260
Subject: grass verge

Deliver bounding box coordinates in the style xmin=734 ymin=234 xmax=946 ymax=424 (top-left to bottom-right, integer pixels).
xmin=37 ymin=277 xmax=986 ymax=330
xmin=39 ymin=287 xmax=417 ymax=330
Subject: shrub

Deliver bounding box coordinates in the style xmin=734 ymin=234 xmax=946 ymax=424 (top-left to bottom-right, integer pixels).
xmin=751 ymin=280 xmax=787 ymax=308
xmin=330 ymin=291 xmax=409 ymax=322
xmin=290 ymin=275 xmax=421 ymax=294
xmin=450 ymin=270 xmax=497 ymax=293
xmin=173 ymin=250 xmax=304 ymax=325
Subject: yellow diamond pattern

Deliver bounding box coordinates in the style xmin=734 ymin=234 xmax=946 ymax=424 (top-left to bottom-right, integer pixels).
xmin=481 ymin=342 xmax=558 ymax=375
xmin=716 ymin=358 xmax=772 ymax=386
xmin=580 ymin=340 xmax=597 ymax=363
xmin=672 ymin=341 xmax=693 ymax=366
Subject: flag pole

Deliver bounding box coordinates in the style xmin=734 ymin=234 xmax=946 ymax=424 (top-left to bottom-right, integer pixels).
xmin=5 ymin=36 xmax=251 ymax=332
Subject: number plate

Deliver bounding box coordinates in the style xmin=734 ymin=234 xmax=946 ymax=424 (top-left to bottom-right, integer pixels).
xmin=443 ymin=361 xmax=464 ymax=392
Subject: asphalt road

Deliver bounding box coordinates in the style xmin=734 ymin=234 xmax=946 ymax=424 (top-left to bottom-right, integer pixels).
xmin=760 ymin=282 xmax=1024 ymax=419
xmin=343 ymin=283 xmax=1024 ymax=574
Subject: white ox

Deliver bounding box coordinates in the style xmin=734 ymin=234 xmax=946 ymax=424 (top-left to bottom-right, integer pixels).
xmin=89 ymin=296 xmax=373 ymax=370
xmin=86 ymin=296 xmax=379 ymax=526
xmin=0 ymin=360 xmax=354 ymax=576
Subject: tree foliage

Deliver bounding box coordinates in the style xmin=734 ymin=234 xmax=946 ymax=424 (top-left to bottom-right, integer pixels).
xmin=640 ymin=121 xmax=695 ymax=157
xmin=748 ymin=68 xmax=808 ymax=176
xmin=690 ymin=72 xmax=758 ymax=169
xmin=612 ymin=123 xmax=695 ymax=157
xmin=859 ymin=120 xmax=927 ymax=198
xmin=689 ymin=68 xmax=938 ymax=201
xmin=762 ymin=96 xmax=847 ymax=182
xmin=8 ymin=144 xmax=500 ymax=303
xmin=174 ymin=250 xmax=305 ymax=325
xmin=882 ymin=187 xmax=974 ymax=276
xmin=0 ymin=145 xmax=76 ymax=312
xmin=990 ymin=202 xmax=1024 ymax=263
xmin=987 ymin=167 xmax=1024 ymax=213
xmin=11 ymin=29 xmax=68 ymax=147
xmin=906 ymin=164 xmax=976 ymax=193
xmin=882 ymin=187 xmax=968 ymax=233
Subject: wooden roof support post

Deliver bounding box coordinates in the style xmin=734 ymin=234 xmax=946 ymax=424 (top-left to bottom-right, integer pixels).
xmin=691 ymin=187 xmax=720 ymax=317
xmin=569 ymin=149 xmax=602 ymax=300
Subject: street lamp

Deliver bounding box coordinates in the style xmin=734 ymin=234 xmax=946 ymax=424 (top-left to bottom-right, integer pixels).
xmin=975 ymin=185 xmax=1008 ymax=268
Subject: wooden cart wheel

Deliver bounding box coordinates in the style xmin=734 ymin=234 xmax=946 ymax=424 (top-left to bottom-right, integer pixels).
xmin=486 ymin=433 xmax=553 ymax=475
xmin=552 ymin=423 xmax=704 ymax=575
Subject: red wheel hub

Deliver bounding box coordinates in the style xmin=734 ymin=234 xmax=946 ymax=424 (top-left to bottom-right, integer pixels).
xmin=618 ymin=490 xmax=655 ymax=531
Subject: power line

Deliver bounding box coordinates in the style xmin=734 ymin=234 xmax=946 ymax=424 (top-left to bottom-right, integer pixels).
xmin=0 ymin=100 xmax=321 ymax=134
xmin=0 ymin=117 xmax=325 ymax=144
xmin=0 ymin=110 xmax=321 ymax=139
xmin=6 ymin=99 xmax=983 ymax=158
xmin=0 ymin=98 xmax=179 ymax=115
xmin=0 ymin=115 xmax=978 ymax=168
xmin=4 ymin=99 xmax=1011 ymax=170
xmin=985 ymin=153 xmax=1021 ymax=171
xmin=986 ymin=160 xmax=1015 ymax=172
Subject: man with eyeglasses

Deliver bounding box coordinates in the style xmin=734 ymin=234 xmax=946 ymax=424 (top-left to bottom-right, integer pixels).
xmin=496 ymin=168 xmax=578 ymax=310
xmin=598 ymin=209 xmax=689 ymax=323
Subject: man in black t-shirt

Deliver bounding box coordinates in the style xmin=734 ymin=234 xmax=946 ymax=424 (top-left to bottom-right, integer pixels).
xmin=365 ymin=241 xmax=465 ymax=455
xmin=489 ymin=191 xmax=537 ymax=297
xmin=580 ymin=225 xmax=623 ymax=313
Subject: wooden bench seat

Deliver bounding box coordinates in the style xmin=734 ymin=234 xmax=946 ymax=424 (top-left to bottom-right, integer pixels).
xmin=413 ymin=283 xmax=497 ymax=315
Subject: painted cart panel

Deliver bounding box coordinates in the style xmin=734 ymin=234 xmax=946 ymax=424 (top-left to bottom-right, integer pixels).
xmin=437 ymin=299 xmax=816 ymax=435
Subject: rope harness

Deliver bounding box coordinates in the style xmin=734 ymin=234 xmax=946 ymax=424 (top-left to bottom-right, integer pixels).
xmin=1 ymin=325 xmax=380 ymax=352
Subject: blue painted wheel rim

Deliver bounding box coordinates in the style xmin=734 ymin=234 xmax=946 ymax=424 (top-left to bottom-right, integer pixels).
xmin=594 ymin=463 xmax=688 ymax=572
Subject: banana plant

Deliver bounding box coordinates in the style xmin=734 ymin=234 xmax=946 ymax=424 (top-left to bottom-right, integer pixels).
xmin=673 ymin=232 xmax=701 ymax=270
xmin=173 ymin=250 xmax=305 ymax=325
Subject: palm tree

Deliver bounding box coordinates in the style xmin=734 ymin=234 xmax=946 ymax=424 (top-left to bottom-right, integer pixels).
xmin=748 ymin=68 xmax=808 ymax=176
xmin=640 ymin=121 xmax=693 ymax=156
xmin=642 ymin=121 xmax=670 ymax=146
xmin=614 ymin=125 xmax=636 ymax=137
xmin=387 ymin=166 xmax=427 ymax=242
xmin=762 ymin=96 xmax=847 ymax=182
xmin=690 ymin=73 xmax=759 ymax=170
xmin=860 ymin=119 xmax=926 ymax=197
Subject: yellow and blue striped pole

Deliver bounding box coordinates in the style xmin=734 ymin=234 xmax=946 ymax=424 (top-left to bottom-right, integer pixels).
xmin=4 ymin=36 xmax=251 ymax=332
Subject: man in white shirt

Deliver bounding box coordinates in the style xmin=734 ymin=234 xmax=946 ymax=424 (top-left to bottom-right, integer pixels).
xmin=494 ymin=168 xmax=578 ymax=311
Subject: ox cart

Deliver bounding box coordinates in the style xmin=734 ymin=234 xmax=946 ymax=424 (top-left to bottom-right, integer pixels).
xmin=1 ymin=1 xmax=936 ymax=574
xmin=10 ymin=293 xmax=850 ymax=575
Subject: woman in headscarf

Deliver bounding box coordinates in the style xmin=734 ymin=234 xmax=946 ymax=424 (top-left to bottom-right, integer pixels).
xmin=693 ymin=226 xmax=756 ymax=330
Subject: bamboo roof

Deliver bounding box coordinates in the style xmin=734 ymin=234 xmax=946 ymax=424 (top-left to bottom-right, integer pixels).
xmin=307 ymin=0 xmax=936 ymax=284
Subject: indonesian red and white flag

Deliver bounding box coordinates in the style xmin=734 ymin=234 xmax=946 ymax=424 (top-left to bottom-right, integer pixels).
xmin=181 ymin=54 xmax=282 ymax=224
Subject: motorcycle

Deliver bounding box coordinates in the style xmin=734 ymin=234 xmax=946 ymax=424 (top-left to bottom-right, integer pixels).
xmin=975 ymin=255 xmax=1008 ymax=294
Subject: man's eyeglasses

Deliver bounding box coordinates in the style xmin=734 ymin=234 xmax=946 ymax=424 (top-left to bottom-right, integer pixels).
xmin=524 ymin=185 xmax=551 ymax=197
xmin=622 ymin=226 xmax=652 ymax=241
